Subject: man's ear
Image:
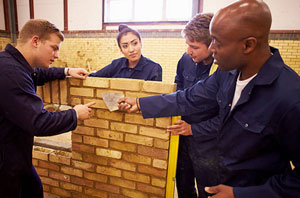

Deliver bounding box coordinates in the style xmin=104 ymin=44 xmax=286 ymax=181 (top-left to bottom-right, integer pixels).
xmin=243 ymin=37 xmax=257 ymax=54
xmin=31 ymin=35 xmax=40 ymax=48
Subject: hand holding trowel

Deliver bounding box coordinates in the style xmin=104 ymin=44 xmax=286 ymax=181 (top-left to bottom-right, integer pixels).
xmin=101 ymin=92 xmax=125 ymax=111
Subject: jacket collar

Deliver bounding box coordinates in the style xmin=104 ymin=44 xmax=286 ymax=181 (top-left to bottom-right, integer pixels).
xmin=5 ymin=44 xmax=34 ymax=74
xmin=121 ymin=55 xmax=147 ymax=72
xmin=253 ymin=46 xmax=283 ymax=86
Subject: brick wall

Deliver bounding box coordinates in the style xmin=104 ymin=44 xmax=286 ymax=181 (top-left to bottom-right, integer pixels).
xmin=34 ymin=77 xmax=177 ymax=198
xmin=0 ymin=37 xmax=11 ymax=51
xmin=1 ymin=34 xmax=300 ymax=82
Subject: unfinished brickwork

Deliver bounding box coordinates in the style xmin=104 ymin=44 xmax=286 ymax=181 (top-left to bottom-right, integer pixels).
xmin=34 ymin=77 xmax=176 ymax=198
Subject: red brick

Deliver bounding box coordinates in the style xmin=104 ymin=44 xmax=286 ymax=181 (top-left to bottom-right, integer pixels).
xmin=39 ymin=161 xmax=59 ymax=171
xmin=137 ymin=183 xmax=165 ymax=196
xmin=49 ymin=171 xmax=70 ymax=182
xmin=73 ymin=126 xmax=95 ymax=136
xmin=137 ymin=145 xmax=168 ymax=160
xmin=138 ymin=165 xmax=167 ymax=178
xmin=71 ymin=176 xmax=94 ymax=187
xmin=95 ymin=182 xmax=120 ymax=193
xmin=83 ymin=153 xmax=108 ymax=166
xmin=72 ymin=143 xmax=94 ymax=154
xmin=51 ymin=187 xmax=71 ymax=197
xmin=85 ymin=187 xmax=108 ymax=198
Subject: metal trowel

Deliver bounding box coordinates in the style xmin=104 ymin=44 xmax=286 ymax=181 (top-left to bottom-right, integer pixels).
xmin=101 ymin=92 xmax=124 ymax=111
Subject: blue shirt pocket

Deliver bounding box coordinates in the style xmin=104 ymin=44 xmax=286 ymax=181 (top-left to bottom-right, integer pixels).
xmin=233 ymin=111 xmax=265 ymax=134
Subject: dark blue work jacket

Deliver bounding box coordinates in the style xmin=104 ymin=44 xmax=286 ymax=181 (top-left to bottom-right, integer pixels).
xmin=139 ymin=47 xmax=300 ymax=197
xmin=89 ymin=55 xmax=162 ymax=81
xmin=175 ymin=52 xmax=213 ymax=123
xmin=0 ymin=44 xmax=77 ymax=176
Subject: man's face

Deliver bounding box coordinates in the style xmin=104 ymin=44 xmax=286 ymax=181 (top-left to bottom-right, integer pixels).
xmin=185 ymin=39 xmax=212 ymax=64
xmin=35 ymin=33 xmax=62 ymax=68
xmin=209 ymin=18 xmax=245 ymax=71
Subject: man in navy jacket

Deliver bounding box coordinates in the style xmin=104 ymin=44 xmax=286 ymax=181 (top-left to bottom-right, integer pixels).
xmin=0 ymin=19 xmax=95 ymax=198
xmin=119 ymin=1 xmax=300 ymax=197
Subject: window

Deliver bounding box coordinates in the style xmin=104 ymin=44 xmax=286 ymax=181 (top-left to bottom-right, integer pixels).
xmin=104 ymin=0 xmax=198 ymax=23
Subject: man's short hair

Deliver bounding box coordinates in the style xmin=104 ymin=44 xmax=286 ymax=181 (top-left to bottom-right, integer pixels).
xmin=17 ymin=19 xmax=64 ymax=44
xmin=182 ymin=13 xmax=213 ymax=46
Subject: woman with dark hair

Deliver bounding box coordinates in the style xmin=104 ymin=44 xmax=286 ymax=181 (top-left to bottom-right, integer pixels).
xmin=89 ymin=24 xmax=162 ymax=81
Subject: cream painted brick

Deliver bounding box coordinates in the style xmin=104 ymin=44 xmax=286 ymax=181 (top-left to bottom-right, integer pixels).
xmin=83 ymin=136 xmax=109 ymax=147
xmin=84 ymin=118 xmax=109 ymax=129
xmin=153 ymin=159 xmax=167 ymax=170
xmin=125 ymin=114 xmax=154 ymax=126
xmin=142 ymin=81 xmax=176 ymax=94
xmin=60 ymin=80 xmax=68 ymax=105
xmin=110 ymin=78 xmax=142 ymax=91
xmin=110 ymin=177 xmax=136 ymax=189
xmin=84 ymin=77 xmax=109 ymax=88
xmin=125 ymin=134 xmax=153 ymax=146
xmin=139 ymin=126 xmax=169 ymax=140
xmin=110 ymin=122 xmax=138 ymax=134
xmin=122 ymin=188 xmax=148 ymax=198
xmin=72 ymin=151 xmax=83 ymax=160
xmin=155 ymin=117 xmax=172 ymax=128
xmin=70 ymin=87 xmax=94 ymax=97
xmin=83 ymin=98 xmax=106 ymax=109
xmin=96 ymin=109 xmax=123 ymax=121
xmin=125 ymin=91 xmax=155 ymax=98
xmin=123 ymin=171 xmax=150 ymax=184
xmin=40 ymin=176 xmax=59 ymax=187
xmin=110 ymin=159 xmax=136 ymax=171
xmin=51 ymin=80 xmax=59 ymax=104
xmin=69 ymin=78 xmax=81 ymax=86
xmin=96 ymin=165 xmax=121 ymax=177
xmin=97 ymin=129 xmax=123 ymax=141
xmin=70 ymin=97 xmax=81 ymax=106
xmin=110 ymin=140 xmax=137 ymax=152
xmin=123 ymin=153 xmax=151 ymax=165
xmin=84 ymin=188 xmax=108 ymax=198
xmin=33 ymin=150 xmax=49 ymax=161
xmin=84 ymin=172 xmax=108 ymax=183
xmin=137 ymin=183 xmax=165 ymax=196
xmin=61 ymin=182 xmax=82 ymax=192
xmin=73 ymin=126 xmax=95 ymax=136
xmin=72 ymin=160 xmax=95 ymax=171
xmin=96 ymin=148 xmax=122 ymax=159
xmin=154 ymin=139 xmax=169 ymax=149
xmin=152 ymin=177 xmax=166 ymax=188
xmin=49 ymin=153 xmax=71 ymax=165
xmin=61 ymin=166 xmax=83 ymax=177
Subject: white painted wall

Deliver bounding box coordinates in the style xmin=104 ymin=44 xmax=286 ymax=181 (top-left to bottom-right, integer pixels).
xmin=0 ymin=1 xmax=5 ymax=30
xmin=34 ymin=0 xmax=64 ymax=30
xmin=203 ymin=0 xmax=300 ymax=30
xmin=16 ymin=0 xmax=30 ymax=30
xmin=68 ymin=0 xmax=103 ymax=31
xmin=11 ymin=0 xmax=300 ymax=31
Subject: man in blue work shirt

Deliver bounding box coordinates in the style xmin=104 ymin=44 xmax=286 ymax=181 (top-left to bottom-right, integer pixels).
xmin=0 ymin=19 xmax=95 ymax=198
xmin=119 ymin=0 xmax=300 ymax=197
xmin=173 ymin=13 xmax=218 ymax=198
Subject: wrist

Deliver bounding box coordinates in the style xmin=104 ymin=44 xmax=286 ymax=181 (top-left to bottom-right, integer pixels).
xmin=136 ymin=97 xmax=141 ymax=112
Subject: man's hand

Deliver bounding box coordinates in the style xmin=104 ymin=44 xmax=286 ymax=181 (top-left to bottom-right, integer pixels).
xmin=73 ymin=101 xmax=96 ymax=120
xmin=68 ymin=68 xmax=89 ymax=79
xmin=167 ymin=120 xmax=192 ymax=136
xmin=118 ymin=97 xmax=139 ymax=113
xmin=205 ymin=185 xmax=234 ymax=198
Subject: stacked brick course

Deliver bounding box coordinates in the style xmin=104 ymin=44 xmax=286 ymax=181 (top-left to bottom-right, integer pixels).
xmin=34 ymin=77 xmax=176 ymax=198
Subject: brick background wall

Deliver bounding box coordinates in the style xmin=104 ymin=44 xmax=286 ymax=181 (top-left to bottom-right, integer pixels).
xmin=1 ymin=34 xmax=300 ymax=82
xmin=34 ymin=77 xmax=176 ymax=198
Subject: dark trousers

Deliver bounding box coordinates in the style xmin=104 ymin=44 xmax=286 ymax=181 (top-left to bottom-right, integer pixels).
xmin=0 ymin=165 xmax=43 ymax=198
xmin=176 ymin=135 xmax=219 ymax=198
